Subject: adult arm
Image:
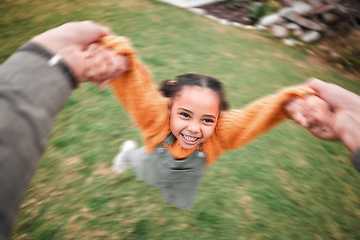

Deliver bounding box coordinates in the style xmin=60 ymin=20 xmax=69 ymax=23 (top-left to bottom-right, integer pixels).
xmin=307 ymin=78 xmax=360 ymax=171
xmin=0 ymin=21 xmax=127 ymax=239
xmin=0 ymin=49 xmax=74 ymax=239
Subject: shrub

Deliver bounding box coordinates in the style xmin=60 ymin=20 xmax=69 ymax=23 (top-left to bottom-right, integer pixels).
xmin=247 ymin=0 xmax=282 ymax=21
xmin=266 ymin=0 xmax=282 ymax=12
xmin=338 ymin=47 xmax=360 ymax=73
xmin=223 ymin=0 xmax=247 ymax=9
xmin=247 ymin=2 xmax=271 ymax=21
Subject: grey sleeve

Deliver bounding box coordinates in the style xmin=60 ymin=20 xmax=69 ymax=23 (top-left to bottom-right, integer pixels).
xmin=351 ymin=148 xmax=360 ymax=172
xmin=0 ymin=50 xmax=73 ymax=239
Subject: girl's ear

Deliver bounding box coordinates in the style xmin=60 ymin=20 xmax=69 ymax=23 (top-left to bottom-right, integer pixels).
xmin=167 ymin=98 xmax=172 ymax=116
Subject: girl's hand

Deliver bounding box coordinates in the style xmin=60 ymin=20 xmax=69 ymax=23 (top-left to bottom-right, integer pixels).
xmin=285 ymin=94 xmax=338 ymax=141
xmin=82 ymin=43 xmax=129 ymax=89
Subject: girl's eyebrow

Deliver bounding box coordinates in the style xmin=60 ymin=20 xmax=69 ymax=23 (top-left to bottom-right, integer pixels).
xmin=203 ymin=114 xmax=217 ymax=119
xmin=179 ymin=108 xmax=217 ymax=119
xmin=179 ymin=108 xmax=192 ymax=114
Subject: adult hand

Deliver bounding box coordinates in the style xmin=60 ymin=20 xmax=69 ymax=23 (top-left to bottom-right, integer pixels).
xmin=306 ymin=78 xmax=360 ymax=153
xmin=31 ymin=21 xmax=128 ymax=86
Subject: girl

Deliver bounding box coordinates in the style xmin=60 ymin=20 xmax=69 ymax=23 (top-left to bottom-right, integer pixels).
xmin=99 ymin=36 xmax=332 ymax=209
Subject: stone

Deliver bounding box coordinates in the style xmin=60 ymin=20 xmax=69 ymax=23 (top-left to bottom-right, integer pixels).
xmin=156 ymin=0 xmax=221 ymax=8
xmin=232 ymin=22 xmax=244 ymax=27
xmin=313 ymin=4 xmax=335 ymax=15
xmin=256 ymin=25 xmax=267 ymax=30
xmin=301 ymin=30 xmax=321 ymax=43
xmin=279 ymin=7 xmax=293 ymax=17
xmin=218 ymin=19 xmax=229 ymax=25
xmin=269 ymin=25 xmax=289 ymax=38
xmin=330 ymin=51 xmax=341 ymax=58
xmin=307 ymin=0 xmax=322 ymax=7
xmin=291 ymin=1 xmax=314 ymax=16
xmin=282 ymin=38 xmax=297 ymax=46
xmin=243 ymin=25 xmax=256 ymax=30
xmin=242 ymin=16 xmax=251 ymax=23
xmin=189 ymin=8 xmax=206 ymax=15
xmin=206 ymin=14 xmax=219 ymax=21
xmin=285 ymin=22 xmax=301 ymax=30
xmin=282 ymin=10 xmax=324 ymax=31
xmin=322 ymin=12 xmax=339 ymax=23
xmin=258 ymin=13 xmax=282 ymax=26
xmin=292 ymin=29 xmax=304 ymax=37
xmin=282 ymin=0 xmax=295 ymax=5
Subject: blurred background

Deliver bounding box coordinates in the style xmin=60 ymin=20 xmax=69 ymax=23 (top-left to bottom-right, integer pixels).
xmin=1 ymin=0 xmax=359 ymax=239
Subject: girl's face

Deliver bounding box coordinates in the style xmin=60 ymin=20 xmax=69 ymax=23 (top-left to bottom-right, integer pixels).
xmin=169 ymin=86 xmax=220 ymax=149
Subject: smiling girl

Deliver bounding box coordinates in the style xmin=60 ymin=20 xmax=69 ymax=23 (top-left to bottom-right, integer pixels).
xmin=100 ymin=36 xmax=315 ymax=210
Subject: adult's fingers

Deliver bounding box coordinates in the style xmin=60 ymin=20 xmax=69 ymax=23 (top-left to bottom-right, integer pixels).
xmin=32 ymin=21 xmax=112 ymax=53
xmin=97 ymin=78 xmax=114 ymax=89
xmin=68 ymin=21 xmax=112 ymax=45
xmin=307 ymin=78 xmax=360 ymax=111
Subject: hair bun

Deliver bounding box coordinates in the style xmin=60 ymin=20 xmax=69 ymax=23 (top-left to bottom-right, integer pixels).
xmin=159 ymin=79 xmax=178 ymax=98
xmin=167 ymin=80 xmax=177 ymax=85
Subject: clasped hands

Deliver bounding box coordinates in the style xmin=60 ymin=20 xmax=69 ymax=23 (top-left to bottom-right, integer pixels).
xmin=285 ymin=78 xmax=360 ymax=153
xmin=31 ymin=21 xmax=129 ymax=89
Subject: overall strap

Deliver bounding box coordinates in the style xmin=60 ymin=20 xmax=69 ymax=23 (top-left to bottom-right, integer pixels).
xmin=162 ymin=133 xmax=176 ymax=147
xmin=161 ymin=133 xmax=204 ymax=152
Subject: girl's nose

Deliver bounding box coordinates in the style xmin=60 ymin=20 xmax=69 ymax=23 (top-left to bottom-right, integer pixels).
xmin=187 ymin=120 xmax=200 ymax=133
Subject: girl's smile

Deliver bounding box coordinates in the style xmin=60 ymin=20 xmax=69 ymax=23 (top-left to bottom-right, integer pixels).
xmin=169 ymin=86 xmax=220 ymax=149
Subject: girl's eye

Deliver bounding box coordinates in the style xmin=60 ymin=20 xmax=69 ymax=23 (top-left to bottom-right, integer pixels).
xmin=202 ymin=118 xmax=214 ymax=123
xmin=180 ymin=112 xmax=190 ymax=118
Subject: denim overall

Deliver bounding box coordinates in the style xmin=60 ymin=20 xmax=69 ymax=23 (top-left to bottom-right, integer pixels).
xmin=127 ymin=134 xmax=206 ymax=210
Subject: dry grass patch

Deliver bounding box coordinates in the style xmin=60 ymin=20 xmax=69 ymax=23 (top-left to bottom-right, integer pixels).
xmin=93 ymin=163 xmax=113 ymax=175
xmin=235 ymin=29 xmax=270 ymax=41
xmin=117 ymin=0 xmax=154 ymax=8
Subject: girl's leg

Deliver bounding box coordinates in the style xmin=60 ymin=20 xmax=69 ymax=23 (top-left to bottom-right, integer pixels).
xmin=112 ymin=140 xmax=137 ymax=173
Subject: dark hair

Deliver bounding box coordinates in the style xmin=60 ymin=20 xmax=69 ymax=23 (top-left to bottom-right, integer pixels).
xmin=159 ymin=73 xmax=229 ymax=111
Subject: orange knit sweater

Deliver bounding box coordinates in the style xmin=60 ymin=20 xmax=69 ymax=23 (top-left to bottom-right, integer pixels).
xmin=101 ymin=36 xmax=314 ymax=166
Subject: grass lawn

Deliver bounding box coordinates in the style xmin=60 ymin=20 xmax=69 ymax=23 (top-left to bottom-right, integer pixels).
xmin=1 ymin=0 xmax=360 ymax=239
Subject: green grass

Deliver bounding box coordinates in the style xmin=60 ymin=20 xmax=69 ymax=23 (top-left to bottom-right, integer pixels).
xmin=1 ymin=0 xmax=360 ymax=239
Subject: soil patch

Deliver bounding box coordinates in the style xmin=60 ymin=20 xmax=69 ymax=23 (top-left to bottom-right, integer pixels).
xmin=198 ymin=1 xmax=359 ymax=77
xmin=199 ymin=0 xmax=289 ymax=25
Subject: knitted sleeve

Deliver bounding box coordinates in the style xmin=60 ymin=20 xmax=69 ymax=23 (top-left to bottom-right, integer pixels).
xmin=204 ymin=86 xmax=315 ymax=166
xmin=100 ymin=36 xmax=170 ymax=149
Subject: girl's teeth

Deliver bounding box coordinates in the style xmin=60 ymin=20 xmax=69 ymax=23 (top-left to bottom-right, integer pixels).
xmin=183 ymin=135 xmax=197 ymax=141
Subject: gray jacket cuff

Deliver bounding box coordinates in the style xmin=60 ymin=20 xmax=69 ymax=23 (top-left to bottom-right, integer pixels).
xmin=17 ymin=42 xmax=78 ymax=89
xmin=351 ymin=148 xmax=360 ymax=172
